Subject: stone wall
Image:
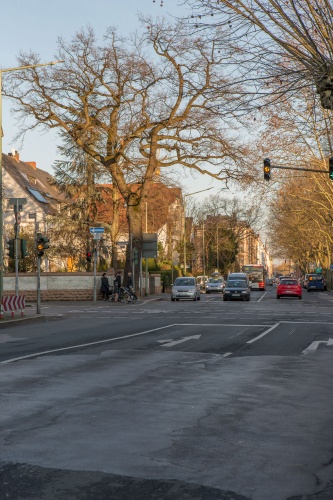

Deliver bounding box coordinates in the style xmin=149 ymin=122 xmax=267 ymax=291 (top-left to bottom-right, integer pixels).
xmin=3 ymin=272 xmax=161 ymax=301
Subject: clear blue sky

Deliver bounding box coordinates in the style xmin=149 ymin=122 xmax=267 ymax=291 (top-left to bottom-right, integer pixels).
xmin=0 ymin=0 xmax=227 ymax=199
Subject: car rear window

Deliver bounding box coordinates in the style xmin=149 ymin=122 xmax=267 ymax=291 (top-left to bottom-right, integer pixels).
xmin=174 ymin=278 xmax=195 ymax=286
xmin=227 ymin=281 xmax=247 ymax=288
xmin=280 ymin=280 xmax=298 ymax=285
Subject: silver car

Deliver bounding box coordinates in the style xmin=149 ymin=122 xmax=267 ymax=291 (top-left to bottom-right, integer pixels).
xmin=205 ymin=277 xmax=225 ymax=294
xmin=171 ymin=277 xmax=201 ymax=301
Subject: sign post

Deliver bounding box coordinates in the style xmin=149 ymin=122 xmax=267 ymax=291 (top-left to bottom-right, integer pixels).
xmin=90 ymin=228 xmax=104 ymax=302
xmin=142 ymin=234 xmax=158 ymax=296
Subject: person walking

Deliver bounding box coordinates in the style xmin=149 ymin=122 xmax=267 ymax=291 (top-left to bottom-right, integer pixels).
xmin=114 ymin=270 xmax=122 ymax=303
xmin=126 ymin=272 xmax=133 ymax=290
xmin=126 ymin=271 xmax=137 ymax=301
xmin=100 ymin=272 xmax=110 ymax=300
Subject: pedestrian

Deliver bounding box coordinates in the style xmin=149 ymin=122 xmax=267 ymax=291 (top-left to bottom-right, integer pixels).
xmin=114 ymin=270 xmax=122 ymax=303
xmin=126 ymin=271 xmax=133 ymax=290
xmin=100 ymin=272 xmax=110 ymax=300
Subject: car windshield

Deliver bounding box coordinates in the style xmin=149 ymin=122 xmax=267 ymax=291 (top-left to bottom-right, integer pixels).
xmin=227 ymin=281 xmax=247 ymax=288
xmin=174 ymin=278 xmax=195 ymax=286
xmin=208 ymin=278 xmax=223 ymax=283
xmin=280 ymin=280 xmax=298 ymax=285
xmin=308 ymin=275 xmax=322 ymax=281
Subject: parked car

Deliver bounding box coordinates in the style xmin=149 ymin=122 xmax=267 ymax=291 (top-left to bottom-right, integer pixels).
xmin=171 ymin=277 xmax=201 ymax=301
xmin=205 ymin=277 xmax=225 ymax=294
xmin=304 ymin=274 xmax=326 ymax=291
xmin=276 ymin=279 xmax=302 ymax=299
xmin=223 ymin=280 xmax=251 ymax=301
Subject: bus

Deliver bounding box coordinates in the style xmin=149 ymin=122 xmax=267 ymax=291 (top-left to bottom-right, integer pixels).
xmin=241 ymin=264 xmax=266 ymax=291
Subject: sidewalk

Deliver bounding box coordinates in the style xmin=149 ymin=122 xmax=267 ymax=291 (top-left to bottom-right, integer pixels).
xmin=0 ymin=295 xmax=166 ymax=327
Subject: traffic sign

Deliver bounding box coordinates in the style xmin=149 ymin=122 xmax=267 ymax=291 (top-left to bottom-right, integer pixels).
xmin=90 ymin=227 xmax=105 ymax=234
xmin=330 ymin=264 xmax=333 ymax=272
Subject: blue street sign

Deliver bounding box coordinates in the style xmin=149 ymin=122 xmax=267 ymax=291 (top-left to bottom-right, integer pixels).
xmin=90 ymin=227 xmax=105 ymax=233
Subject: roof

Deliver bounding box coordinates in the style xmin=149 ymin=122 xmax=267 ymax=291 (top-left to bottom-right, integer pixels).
xmin=96 ymin=183 xmax=182 ymax=231
xmin=2 ymin=153 xmax=64 ymax=214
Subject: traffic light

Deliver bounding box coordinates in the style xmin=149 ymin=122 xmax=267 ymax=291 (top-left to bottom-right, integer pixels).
xmin=263 ymin=158 xmax=271 ymax=181
xmin=6 ymin=239 xmax=15 ymax=259
xmin=329 ymin=157 xmax=333 ymax=180
xmin=36 ymin=233 xmax=50 ymax=258
xmin=86 ymin=251 xmax=92 ymax=262
xmin=20 ymin=238 xmax=29 ymax=258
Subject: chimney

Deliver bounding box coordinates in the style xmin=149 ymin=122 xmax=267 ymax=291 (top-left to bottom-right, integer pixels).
xmin=14 ymin=150 xmax=20 ymax=162
xmin=26 ymin=161 xmax=37 ymax=170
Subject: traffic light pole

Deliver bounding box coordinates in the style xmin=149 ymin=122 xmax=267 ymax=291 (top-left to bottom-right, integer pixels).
xmin=37 ymin=257 xmax=41 ymax=314
xmin=270 ymin=164 xmax=330 ymax=174
xmin=15 ymin=235 xmax=18 ymax=296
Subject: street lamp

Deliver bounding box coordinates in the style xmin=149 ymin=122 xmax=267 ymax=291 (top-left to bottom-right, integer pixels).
xmin=183 ymin=187 xmax=213 ymax=275
xmin=0 ymin=60 xmax=63 ymax=315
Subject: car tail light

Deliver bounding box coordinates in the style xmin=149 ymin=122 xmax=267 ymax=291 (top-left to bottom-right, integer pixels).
xmin=259 ymin=281 xmax=264 ymax=287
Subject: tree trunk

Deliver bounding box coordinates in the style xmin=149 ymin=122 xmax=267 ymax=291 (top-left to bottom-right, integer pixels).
xmin=126 ymin=202 xmax=143 ymax=292
xmin=111 ymin=183 xmax=120 ymax=270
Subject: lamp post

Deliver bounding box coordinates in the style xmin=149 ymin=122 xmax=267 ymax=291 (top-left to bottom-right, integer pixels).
xmin=183 ymin=187 xmax=213 ymax=275
xmin=0 ymin=60 xmax=63 ymax=315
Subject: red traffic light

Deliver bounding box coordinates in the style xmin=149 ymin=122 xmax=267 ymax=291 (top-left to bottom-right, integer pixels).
xmin=86 ymin=251 xmax=92 ymax=262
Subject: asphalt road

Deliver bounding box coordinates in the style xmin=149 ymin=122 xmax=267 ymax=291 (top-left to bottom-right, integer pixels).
xmin=1 ymin=287 xmax=333 ymax=500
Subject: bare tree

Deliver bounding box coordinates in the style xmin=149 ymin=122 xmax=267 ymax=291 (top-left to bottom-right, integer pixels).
xmin=185 ymin=0 xmax=333 ymax=111
xmin=3 ymin=22 xmax=254 ymax=284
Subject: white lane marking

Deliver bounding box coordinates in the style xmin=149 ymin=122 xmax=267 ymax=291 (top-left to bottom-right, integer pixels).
xmin=257 ymin=291 xmax=268 ymax=303
xmin=160 ymin=335 xmax=201 ymax=347
xmin=288 ymin=329 xmax=296 ymax=336
xmin=0 ymin=324 xmax=176 ymax=365
xmin=246 ymin=323 xmax=280 ymax=344
xmin=302 ymin=338 xmax=333 ymax=354
xmin=228 ymin=328 xmax=249 ymax=339
xmin=223 ymin=352 xmax=232 ymax=357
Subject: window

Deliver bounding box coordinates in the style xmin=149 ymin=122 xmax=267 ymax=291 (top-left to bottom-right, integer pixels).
xmin=27 ymin=188 xmax=49 ymax=204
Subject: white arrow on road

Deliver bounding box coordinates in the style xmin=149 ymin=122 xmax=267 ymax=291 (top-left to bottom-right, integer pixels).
xmin=302 ymin=338 xmax=333 ymax=354
xmin=158 ymin=335 xmax=201 ymax=347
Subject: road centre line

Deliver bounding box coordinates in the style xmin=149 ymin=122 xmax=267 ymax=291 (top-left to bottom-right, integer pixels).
xmin=256 ymin=291 xmax=268 ymax=303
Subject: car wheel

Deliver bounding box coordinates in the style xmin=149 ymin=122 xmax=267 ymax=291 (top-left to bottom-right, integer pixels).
xmin=246 ymin=296 xmax=250 ymax=301
xmin=171 ymin=297 xmax=175 ymax=301
xmin=307 ymin=289 xmax=311 ymax=292
xmin=206 ymin=291 xmax=210 ymax=294
xmin=277 ymin=295 xmax=280 ymax=299
xmin=223 ymin=295 xmax=227 ymax=301
xmin=197 ymin=295 xmax=201 ymax=300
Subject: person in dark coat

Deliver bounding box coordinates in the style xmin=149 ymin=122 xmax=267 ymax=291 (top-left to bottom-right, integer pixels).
xmin=126 ymin=272 xmax=133 ymax=290
xmin=114 ymin=270 xmax=122 ymax=303
xmin=100 ymin=272 xmax=110 ymax=300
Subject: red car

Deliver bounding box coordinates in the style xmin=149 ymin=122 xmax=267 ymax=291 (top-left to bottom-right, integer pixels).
xmin=277 ymin=279 xmax=302 ymax=300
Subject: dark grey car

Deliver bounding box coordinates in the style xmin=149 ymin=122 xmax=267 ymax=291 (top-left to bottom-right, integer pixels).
xmin=223 ymin=280 xmax=251 ymax=301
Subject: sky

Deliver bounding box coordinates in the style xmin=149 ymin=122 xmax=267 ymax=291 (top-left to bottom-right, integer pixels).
xmin=0 ymin=0 xmax=237 ymax=202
